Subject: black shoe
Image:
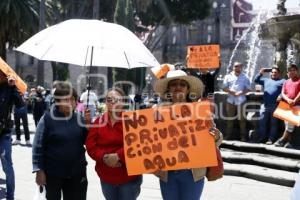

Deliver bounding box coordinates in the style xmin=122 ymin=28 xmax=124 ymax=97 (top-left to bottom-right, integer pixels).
xmin=274 ymin=138 xmax=287 ymax=147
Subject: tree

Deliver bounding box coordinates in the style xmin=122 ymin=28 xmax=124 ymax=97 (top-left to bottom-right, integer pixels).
xmin=134 ymin=0 xmax=211 ymax=52
xmin=114 ymin=0 xmax=126 ymax=26
xmin=0 ymin=0 xmax=39 ymax=60
xmin=135 ymin=0 xmax=210 ymax=26
xmin=113 ymin=0 xmax=146 ymax=94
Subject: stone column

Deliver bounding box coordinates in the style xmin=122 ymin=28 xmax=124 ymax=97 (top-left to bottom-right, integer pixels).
xmin=290 ymin=33 xmax=300 ymax=67
xmin=273 ymin=39 xmax=288 ymax=76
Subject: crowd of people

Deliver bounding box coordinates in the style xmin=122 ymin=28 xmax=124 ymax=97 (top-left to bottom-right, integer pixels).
xmin=0 ymin=61 xmax=299 ymax=200
xmin=223 ymin=62 xmax=299 ymax=148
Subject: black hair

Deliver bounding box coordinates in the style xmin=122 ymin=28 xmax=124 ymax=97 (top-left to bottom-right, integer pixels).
xmin=272 ymin=67 xmax=280 ymax=73
xmin=54 ymin=82 xmax=78 ymax=102
xmin=287 ymin=64 xmax=298 ymax=72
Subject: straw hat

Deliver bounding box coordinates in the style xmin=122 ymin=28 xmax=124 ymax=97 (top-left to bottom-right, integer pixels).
xmin=154 ymin=70 xmax=204 ymax=99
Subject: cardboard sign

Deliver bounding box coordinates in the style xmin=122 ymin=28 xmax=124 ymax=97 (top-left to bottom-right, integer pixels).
xmin=0 ymin=57 xmax=27 ymax=94
xmin=151 ymin=63 xmax=174 ymax=79
xmin=122 ymin=102 xmax=218 ymax=175
xmin=273 ymin=101 xmax=300 ymax=126
xmin=187 ymin=45 xmax=220 ymax=69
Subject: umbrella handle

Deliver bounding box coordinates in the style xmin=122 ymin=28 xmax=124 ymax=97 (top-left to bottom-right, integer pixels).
xmin=86 ymin=46 xmax=94 ymax=108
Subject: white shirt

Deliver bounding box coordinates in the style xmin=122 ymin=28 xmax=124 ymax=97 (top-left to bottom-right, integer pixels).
xmin=223 ymin=72 xmax=251 ymax=105
xmin=80 ymin=90 xmax=98 ymax=106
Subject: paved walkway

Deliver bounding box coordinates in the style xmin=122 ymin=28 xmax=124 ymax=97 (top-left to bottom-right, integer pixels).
xmin=0 ymin=114 xmax=293 ymax=200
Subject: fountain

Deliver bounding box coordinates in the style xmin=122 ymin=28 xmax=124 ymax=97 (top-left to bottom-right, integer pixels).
xmin=259 ymin=0 xmax=300 ymax=75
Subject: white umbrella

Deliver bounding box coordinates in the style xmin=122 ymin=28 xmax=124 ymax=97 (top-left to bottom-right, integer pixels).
xmin=16 ymin=19 xmax=160 ymax=69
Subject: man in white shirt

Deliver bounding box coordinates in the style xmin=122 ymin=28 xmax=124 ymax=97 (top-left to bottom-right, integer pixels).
xmin=223 ymin=62 xmax=251 ymax=142
xmin=80 ymin=86 xmax=98 ymax=119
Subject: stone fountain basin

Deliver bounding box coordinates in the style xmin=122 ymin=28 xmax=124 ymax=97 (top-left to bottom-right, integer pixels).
xmin=259 ymin=14 xmax=300 ymax=41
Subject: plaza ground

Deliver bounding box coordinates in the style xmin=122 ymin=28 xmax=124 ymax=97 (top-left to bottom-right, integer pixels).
xmin=0 ymin=114 xmax=293 ymax=200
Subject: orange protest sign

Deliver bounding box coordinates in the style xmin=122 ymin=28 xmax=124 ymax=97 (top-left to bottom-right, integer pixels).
xmin=122 ymin=102 xmax=218 ymax=176
xmin=273 ymin=101 xmax=300 ymax=126
xmin=187 ymin=45 xmax=220 ymax=69
xmin=0 ymin=57 xmax=27 ymax=94
xmin=151 ymin=63 xmax=174 ymax=79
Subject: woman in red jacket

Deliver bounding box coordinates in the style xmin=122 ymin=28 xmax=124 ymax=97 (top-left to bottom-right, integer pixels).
xmin=85 ymin=88 xmax=142 ymax=200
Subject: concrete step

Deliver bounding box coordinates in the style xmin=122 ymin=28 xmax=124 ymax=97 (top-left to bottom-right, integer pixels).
xmin=220 ymin=140 xmax=300 ymax=187
xmin=224 ymin=162 xmax=298 ymax=187
xmin=221 ymin=140 xmax=300 ymax=159
xmin=221 ymin=148 xmax=300 ymax=172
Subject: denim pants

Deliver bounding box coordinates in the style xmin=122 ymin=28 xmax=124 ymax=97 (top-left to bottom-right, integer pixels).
xmin=100 ymin=176 xmax=142 ymax=200
xmin=0 ymin=134 xmax=15 ymax=200
xmin=258 ymin=104 xmax=279 ymax=142
xmin=159 ymin=169 xmax=205 ymax=200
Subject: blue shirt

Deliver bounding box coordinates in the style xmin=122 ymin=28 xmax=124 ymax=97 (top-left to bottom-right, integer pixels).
xmin=223 ymin=72 xmax=251 ymax=105
xmin=254 ymin=74 xmax=285 ymax=107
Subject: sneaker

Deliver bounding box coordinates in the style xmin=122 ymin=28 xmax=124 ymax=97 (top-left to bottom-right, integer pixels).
xmin=266 ymin=140 xmax=273 ymax=145
xmin=12 ymin=140 xmax=21 ymax=145
xmin=25 ymin=140 xmax=31 ymax=146
xmin=274 ymin=138 xmax=287 ymax=147
xmin=284 ymin=142 xmax=294 ymax=149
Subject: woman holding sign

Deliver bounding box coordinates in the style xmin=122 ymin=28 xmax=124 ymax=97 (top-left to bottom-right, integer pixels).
xmin=153 ymin=69 xmax=223 ymax=200
xmin=85 ymin=88 xmax=142 ymax=200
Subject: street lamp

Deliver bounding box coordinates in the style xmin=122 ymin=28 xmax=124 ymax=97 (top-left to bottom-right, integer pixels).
xmin=212 ymin=1 xmax=220 ymax=44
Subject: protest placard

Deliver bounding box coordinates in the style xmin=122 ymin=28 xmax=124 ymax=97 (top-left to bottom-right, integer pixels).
xmin=151 ymin=63 xmax=174 ymax=79
xmin=273 ymin=101 xmax=300 ymax=126
xmin=122 ymin=101 xmax=218 ymax=175
xmin=187 ymin=45 xmax=220 ymax=69
xmin=0 ymin=57 xmax=27 ymax=94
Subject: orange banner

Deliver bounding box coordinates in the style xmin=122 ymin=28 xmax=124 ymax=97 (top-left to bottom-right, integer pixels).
xmin=187 ymin=45 xmax=220 ymax=69
xmin=273 ymin=101 xmax=300 ymax=126
xmin=122 ymin=102 xmax=217 ymax=175
xmin=0 ymin=57 xmax=27 ymax=94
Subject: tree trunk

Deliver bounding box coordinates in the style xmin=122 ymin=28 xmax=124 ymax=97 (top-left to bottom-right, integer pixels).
xmin=52 ymin=62 xmax=69 ymax=81
xmin=37 ymin=0 xmax=46 ymax=86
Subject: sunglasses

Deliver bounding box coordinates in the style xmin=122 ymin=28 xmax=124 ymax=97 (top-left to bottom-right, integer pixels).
xmin=106 ymin=97 xmax=124 ymax=104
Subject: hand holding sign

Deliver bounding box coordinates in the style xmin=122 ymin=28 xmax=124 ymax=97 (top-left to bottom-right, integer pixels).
xmin=273 ymin=101 xmax=300 ymax=126
xmin=0 ymin=57 xmax=27 ymax=94
xmin=7 ymin=75 xmax=16 ymax=86
xmin=122 ymin=102 xmax=218 ymax=175
xmin=103 ymin=153 xmax=122 ymax=168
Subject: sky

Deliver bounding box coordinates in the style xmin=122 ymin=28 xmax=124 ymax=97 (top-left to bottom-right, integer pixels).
xmin=249 ymin=0 xmax=300 ymax=10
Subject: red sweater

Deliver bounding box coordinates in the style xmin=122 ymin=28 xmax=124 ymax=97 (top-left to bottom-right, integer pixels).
xmin=85 ymin=112 xmax=140 ymax=185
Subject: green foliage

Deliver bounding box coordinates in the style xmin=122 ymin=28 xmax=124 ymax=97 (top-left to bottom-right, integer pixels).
xmin=135 ymin=0 xmax=211 ymax=26
xmin=0 ymin=0 xmax=39 ymax=59
xmin=113 ymin=0 xmax=145 ymax=91
xmin=114 ymin=0 xmax=126 ymax=26
xmin=51 ymin=62 xmax=69 ymax=81
xmin=125 ymin=0 xmax=135 ymax=31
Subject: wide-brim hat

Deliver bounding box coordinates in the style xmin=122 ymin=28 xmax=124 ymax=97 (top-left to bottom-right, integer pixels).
xmin=154 ymin=70 xmax=204 ymax=99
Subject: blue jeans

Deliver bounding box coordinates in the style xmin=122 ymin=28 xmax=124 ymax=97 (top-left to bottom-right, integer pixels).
xmin=100 ymin=177 xmax=142 ymax=200
xmin=258 ymin=104 xmax=279 ymax=142
xmin=160 ymin=169 xmax=205 ymax=200
xmin=0 ymin=134 xmax=15 ymax=200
